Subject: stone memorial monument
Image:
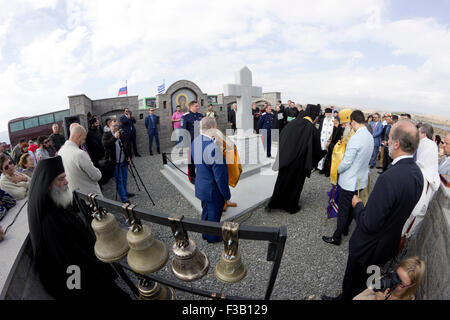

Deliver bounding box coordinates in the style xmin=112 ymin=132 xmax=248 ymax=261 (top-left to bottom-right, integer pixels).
xmin=224 ymin=66 xmax=268 ymax=166
xmin=161 ymin=67 xmax=278 ymax=221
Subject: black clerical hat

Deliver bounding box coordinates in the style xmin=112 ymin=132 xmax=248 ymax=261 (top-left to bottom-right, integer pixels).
xmin=28 ymin=156 xmax=65 ymax=258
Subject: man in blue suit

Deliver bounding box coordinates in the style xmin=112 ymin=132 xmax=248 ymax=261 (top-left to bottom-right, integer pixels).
xmin=144 ymin=108 xmax=160 ymax=156
xmin=191 ymin=117 xmax=231 ymax=243
xmin=257 ymin=104 xmax=274 ymax=158
xmin=369 ymin=112 xmax=383 ymax=168
xmin=323 ymin=110 xmax=374 ymax=246
xmin=120 ymin=107 xmax=141 ymax=157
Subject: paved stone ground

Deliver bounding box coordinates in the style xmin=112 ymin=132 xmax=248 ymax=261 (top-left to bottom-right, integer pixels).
xmin=101 ymin=153 xmax=380 ymax=300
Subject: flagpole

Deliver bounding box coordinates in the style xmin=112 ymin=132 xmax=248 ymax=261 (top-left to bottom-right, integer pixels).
xmin=126 ymin=80 xmax=128 ymax=97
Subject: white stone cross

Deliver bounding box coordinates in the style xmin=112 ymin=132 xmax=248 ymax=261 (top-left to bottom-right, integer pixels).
xmin=224 ymin=66 xmax=262 ymax=136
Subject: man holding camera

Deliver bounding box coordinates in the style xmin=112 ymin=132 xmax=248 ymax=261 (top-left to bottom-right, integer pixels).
xmin=323 ymin=120 xmax=424 ymax=300
xmin=102 ymin=119 xmax=134 ymax=204
xmin=120 ymin=107 xmax=141 ymax=157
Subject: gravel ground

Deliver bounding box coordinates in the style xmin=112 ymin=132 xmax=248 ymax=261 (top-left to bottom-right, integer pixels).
xmin=100 ymin=152 xmax=380 ymax=300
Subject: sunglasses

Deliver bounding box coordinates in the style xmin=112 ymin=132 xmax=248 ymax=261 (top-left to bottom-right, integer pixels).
xmin=3 ymin=160 xmax=14 ymax=171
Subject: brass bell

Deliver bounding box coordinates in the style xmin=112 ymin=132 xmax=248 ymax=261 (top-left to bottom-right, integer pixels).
xmin=127 ymin=223 xmax=169 ymax=274
xmin=121 ymin=203 xmax=169 ymax=274
xmin=171 ymin=239 xmax=209 ymax=282
xmin=169 ymin=216 xmax=209 ymax=282
xmin=214 ymin=221 xmax=247 ymax=284
xmin=92 ymin=211 xmax=129 ymax=263
xmin=138 ymin=278 xmax=176 ymax=300
xmin=89 ymin=193 xmax=129 ymax=263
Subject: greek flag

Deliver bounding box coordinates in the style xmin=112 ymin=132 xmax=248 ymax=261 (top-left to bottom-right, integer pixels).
xmin=157 ymin=82 xmax=165 ymax=94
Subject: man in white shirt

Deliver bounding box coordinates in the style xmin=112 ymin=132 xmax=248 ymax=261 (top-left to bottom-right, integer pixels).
xmin=416 ymin=123 xmax=440 ymax=191
xmin=402 ymin=125 xmax=446 ymax=240
xmin=58 ymin=125 xmax=102 ymax=196
xmin=322 ymin=110 xmax=374 ymax=246
xmin=438 ymin=133 xmax=450 ymax=176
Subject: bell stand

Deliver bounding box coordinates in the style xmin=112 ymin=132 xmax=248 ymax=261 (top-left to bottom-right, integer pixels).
xmin=74 ymin=190 xmax=287 ymax=300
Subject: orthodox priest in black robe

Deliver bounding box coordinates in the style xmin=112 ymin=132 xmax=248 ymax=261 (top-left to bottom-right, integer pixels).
xmin=27 ymin=156 xmax=129 ymax=299
xmin=267 ymin=104 xmax=326 ymax=214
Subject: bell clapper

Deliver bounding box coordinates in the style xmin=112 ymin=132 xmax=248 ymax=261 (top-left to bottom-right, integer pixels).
xmin=214 ymin=221 xmax=247 ymax=284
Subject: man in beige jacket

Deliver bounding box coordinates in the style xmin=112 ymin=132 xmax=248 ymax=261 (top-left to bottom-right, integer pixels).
xmin=58 ymin=125 xmax=102 ymax=196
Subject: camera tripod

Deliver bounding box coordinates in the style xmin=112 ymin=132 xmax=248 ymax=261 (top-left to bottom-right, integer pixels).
xmin=114 ymin=134 xmax=155 ymax=206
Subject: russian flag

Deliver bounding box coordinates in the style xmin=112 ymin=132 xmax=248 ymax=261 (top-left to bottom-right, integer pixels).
xmin=118 ymin=86 xmax=127 ymax=96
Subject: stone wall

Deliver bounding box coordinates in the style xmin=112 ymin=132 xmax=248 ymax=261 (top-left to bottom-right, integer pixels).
xmin=68 ymin=94 xmax=93 ymax=116
xmin=406 ymin=182 xmax=450 ymax=300
xmin=69 ymin=94 xmax=146 ymax=153
xmin=68 ymin=86 xmax=282 ymax=155
xmin=92 ymin=96 xmax=139 ymax=118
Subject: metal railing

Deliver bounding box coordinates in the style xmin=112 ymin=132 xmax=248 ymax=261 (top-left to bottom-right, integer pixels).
xmin=73 ymin=190 xmax=287 ymax=300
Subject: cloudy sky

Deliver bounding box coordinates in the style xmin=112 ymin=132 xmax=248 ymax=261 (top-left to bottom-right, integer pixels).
xmin=1 ymin=0 xmax=449 ymax=137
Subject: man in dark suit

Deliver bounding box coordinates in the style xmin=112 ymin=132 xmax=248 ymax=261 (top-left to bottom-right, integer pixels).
xmin=144 ymin=108 xmax=160 ymax=155
xmin=228 ymin=103 xmax=237 ymax=133
xmin=323 ymin=119 xmax=423 ymax=300
xmin=181 ymin=101 xmax=203 ymax=184
xmin=191 ymin=117 xmax=231 ymax=243
xmin=120 ymin=107 xmax=141 ymax=157
xmin=369 ymin=112 xmax=383 ymax=168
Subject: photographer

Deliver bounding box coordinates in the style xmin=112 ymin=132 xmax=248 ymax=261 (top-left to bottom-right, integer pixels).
xmin=354 ymin=257 xmax=425 ymax=300
xmin=102 ymin=119 xmax=134 ymax=204
xmin=120 ymin=107 xmax=141 ymax=157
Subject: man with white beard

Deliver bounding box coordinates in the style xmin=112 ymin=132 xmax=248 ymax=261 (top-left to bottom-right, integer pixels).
xmin=27 ymin=156 xmax=129 ymax=299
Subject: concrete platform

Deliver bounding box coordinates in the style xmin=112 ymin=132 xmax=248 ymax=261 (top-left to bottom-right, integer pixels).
xmin=161 ymin=143 xmax=279 ymax=222
xmin=0 ymin=199 xmax=29 ymax=297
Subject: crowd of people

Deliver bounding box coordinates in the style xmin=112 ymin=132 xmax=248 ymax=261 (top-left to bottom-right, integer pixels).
xmin=0 ymin=100 xmax=448 ymax=300
xmin=0 ymin=107 xmax=146 ymax=230
xmin=191 ymin=101 xmax=448 ymax=301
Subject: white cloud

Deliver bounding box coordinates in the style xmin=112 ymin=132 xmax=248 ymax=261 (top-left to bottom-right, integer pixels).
xmin=0 ymin=0 xmax=449 ymax=139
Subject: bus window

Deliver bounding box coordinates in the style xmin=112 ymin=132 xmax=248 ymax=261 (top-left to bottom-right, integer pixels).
xmin=9 ymin=121 xmax=24 ymax=132
xmin=24 ymin=117 xmax=39 ymax=129
xmin=39 ymin=114 xmax=55 ymax=126
xmin=54 ymin=110 xmax=69 ymax=122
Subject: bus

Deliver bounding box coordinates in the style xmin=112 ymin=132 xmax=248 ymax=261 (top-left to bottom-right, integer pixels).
xmin=138 ymin=97 xmax=156 ymax=110
xmin=8 ymin=109 xmax=70 ymax=147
